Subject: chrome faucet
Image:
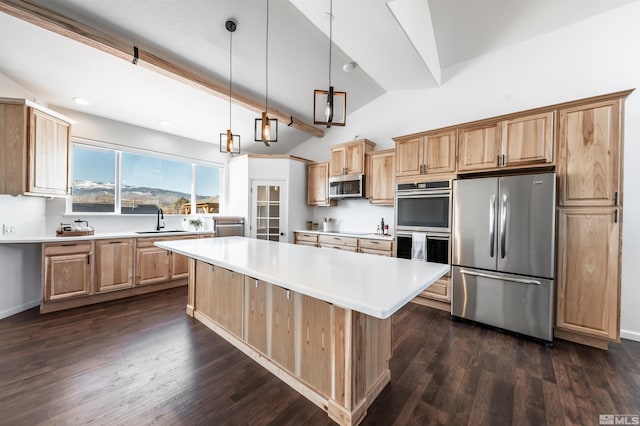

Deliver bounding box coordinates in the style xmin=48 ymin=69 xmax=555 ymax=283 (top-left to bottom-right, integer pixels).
xmin=156 ymin=208 xmax=165 ymax=231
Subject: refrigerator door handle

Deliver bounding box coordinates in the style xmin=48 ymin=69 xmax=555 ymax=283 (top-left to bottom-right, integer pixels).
xmin=459 ymin=269 xmax=542 ymax=285
xmin=500 ymin=193 xmax=507 ymax=258
xmin=489 ymin=194 xmax=496 ymax=258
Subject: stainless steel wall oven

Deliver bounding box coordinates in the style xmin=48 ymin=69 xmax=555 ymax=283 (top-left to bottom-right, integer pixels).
xmin=395 ymin=180 xmax=452 ymax=233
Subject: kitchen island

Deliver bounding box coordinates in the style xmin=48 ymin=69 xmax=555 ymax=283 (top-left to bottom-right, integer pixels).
xmin=156 ymin=237 xmax=449 ymax=425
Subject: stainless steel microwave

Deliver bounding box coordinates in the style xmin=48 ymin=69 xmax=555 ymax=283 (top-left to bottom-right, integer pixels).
xmin=329 ymin=174 xmax=365 ymax=199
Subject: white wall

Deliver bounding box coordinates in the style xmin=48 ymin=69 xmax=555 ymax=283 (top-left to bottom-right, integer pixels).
xmin=290 ymin=3 xmax=640 ymax=340
xmin=227 ymin=155 xmax=312 ymax=242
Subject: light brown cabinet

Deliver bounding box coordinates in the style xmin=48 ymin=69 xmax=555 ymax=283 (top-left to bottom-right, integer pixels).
xmin=458 ymin=111 xmax=553 ymax=172
xmin=135 ymin=236 xmax=192 ymax=285
xmin=294 ymin=232 xmax=319 ymax=247
xmin=556 ymin=208 xmax=620 ymax=341
xmin=307 ymin=162 xmax=334 ymax=206
xmin=270 ymin=285 xmax=295 ymax=372
xmin=245 ymin=277 xmax=268 ymax=354
xmin=43 ymin=242 xmax=93 ymax=302
xmin=0 ymin=99 xmax=71 ymax=197
xmin=359 ymin=237 xmax=393 ymax=257
xmin=195 ymin=262 xmax=244 ymax=338
xmin=365 ymin=149 xmax=395 ymax=205
xmin=318 ymin=234 xmax=358 ymax=252
xmin=95 ymin=239 xmax=134 ymax=292
xmin=554 ymin=95 xmax=625 ymax=347
xmin=329 ymin=139 xmax=375 ymax=177
xmin=395 ymin=130 xmax=456 ymax=177
xmin=299 ymin=294 xmax=332 ymax=396
xmin=558 ymin=100 xmax=621 ymax=207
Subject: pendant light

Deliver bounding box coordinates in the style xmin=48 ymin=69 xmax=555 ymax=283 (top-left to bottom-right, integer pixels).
xmin=254 ymin=0 xmax=278 ymax=145
xmin=313 ymin=0 xmax=346 ymax=128
xmin=220 ymin=19 xmax=241 ymax=154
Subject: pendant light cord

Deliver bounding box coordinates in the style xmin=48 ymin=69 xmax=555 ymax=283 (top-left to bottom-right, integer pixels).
xmin=328 ymin=0 xmax=332 ymax=87
xmin=229 ymin=27 xmax=233 ymax=129
xmin=265 ymin=0 xmax=269 ymax=112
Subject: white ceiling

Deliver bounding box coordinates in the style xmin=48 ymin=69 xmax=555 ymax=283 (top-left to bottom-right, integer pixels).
xmin=0 ymin=0 xmax=636 ymax=154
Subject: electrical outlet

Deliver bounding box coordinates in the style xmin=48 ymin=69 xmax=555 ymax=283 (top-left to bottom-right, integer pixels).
xmin=3 ymin=224 xmax=16 ymax=235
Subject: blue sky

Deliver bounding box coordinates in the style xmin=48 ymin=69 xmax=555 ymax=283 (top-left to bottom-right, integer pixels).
xmin=73 ymin=146 xmax=220 ymax=196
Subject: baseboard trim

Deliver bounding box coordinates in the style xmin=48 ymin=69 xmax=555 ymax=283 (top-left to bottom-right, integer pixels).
xmin=0 ymin=299 xmax=40 ymax=320
xmin=621 ymin=329 xmax=640 ymax=342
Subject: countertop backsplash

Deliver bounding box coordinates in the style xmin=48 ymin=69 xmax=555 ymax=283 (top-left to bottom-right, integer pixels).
xmin=312 ymin=199 xmax=394 ymax=235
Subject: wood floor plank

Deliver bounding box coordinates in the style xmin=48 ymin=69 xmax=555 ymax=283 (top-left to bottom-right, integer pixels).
xmin=0 ymin=288 xmax=639 ymax=425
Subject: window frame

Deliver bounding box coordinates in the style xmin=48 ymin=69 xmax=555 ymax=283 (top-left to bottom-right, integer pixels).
xmin=67 ymin=138 xmax=224 ymax=216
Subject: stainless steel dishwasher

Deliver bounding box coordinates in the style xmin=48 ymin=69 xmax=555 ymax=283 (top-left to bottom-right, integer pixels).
xmin=213 ymin=217 xmax=245 ymax=237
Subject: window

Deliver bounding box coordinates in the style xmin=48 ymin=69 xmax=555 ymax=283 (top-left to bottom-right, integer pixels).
xmin=70 ymin=143 xmax=222 ymax=215
xmin=71 ymin=146 xmax=116 ymax=213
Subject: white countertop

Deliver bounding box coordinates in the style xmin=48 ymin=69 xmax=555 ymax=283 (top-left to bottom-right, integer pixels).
xmin=294 ymin=230 xmax=394 ymax=241
xmin=0 ymin=230 xmax=213 ymax=243
xmin=156 ymin=237 xmax=448 ymax=319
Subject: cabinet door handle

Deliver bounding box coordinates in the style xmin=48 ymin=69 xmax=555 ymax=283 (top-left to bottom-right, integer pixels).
xmin=87 ymin=255 xmax=90 ymax=265
xmin=615 ymin=209 xmax=619 ymax=223
xmin=109 ymin=241 xmax=122 ymax=244
xmin=61 ymin=243 xmax=77 ymax=247
xmin=497 ymin=155 xmax=501 ymax=166
xmin=502 ymin=154 xmax=506 ymax=166
xmin=614 ymin=192 xmax=619 ymax=206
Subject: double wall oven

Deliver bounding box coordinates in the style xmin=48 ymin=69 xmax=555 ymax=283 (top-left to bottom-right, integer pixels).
xmin=395 ymin=180 xmax=452 ymax=267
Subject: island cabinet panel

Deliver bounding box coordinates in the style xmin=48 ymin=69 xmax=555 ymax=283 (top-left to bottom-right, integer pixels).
xmin=245 ymin=277 xmax=268 ymax=354
xmin=95 ymin=239 xmax=134 ymax=293
xmin=557 ymin=100 xmax=621 ymax=207
xmin=556 ymin=208 xmax=620 ymax=341
xmin=43 ymin=242 xmax=93 ymax=302
xmin=187 ymin=255 xmax=394 ymax=426
xmin=299 ymin=294 xmax=333 ymax=397
xmin=270 ymin=285 xmax=295 ymax=372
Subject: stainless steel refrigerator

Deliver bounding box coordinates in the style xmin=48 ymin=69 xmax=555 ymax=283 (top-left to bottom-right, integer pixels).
xmin=451 ymin=172 xmax=556 ymax=341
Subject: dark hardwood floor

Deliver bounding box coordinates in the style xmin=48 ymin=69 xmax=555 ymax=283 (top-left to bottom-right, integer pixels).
xmin=1 ymin=287 xmax=638 ymax=425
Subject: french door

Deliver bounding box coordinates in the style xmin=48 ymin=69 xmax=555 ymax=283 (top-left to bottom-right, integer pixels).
xmin=250 ymin=180 xmax=287 ymax=242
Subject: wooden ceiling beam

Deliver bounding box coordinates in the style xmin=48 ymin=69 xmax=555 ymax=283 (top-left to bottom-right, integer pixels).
xmin=0 ymin=0 xmax=324 ymax=138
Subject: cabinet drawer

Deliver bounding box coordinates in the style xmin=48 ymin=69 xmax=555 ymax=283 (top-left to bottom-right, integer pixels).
xmin=44 ymin=241 xmax=92 ymax=256
xmin=295 ymin=232 xmax=318 ymax=243
xmin=318 ymin=235 xmax=358 ymax=247
xmin=423 ymin=278 xmax=449 ymax=297
xmin=296 ymin=240 xmax=318 ymax=247
xmin=319 ymin=243 xmax=358 ymax=252
xmin=359 ymin=238 xmax=393 ymax=251
xmin=359 ymin=247 xmax=392 ymax=257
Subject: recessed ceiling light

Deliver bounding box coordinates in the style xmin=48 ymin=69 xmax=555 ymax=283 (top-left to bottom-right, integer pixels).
xmin=159 ymin=120 xmax=171 ymax=127
xmin=73 ymin=97 xmax=90 ymax=106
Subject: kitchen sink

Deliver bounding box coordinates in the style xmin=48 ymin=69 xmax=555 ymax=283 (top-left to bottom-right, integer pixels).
xmin=135 ymin=230 xmax=188 ymax=234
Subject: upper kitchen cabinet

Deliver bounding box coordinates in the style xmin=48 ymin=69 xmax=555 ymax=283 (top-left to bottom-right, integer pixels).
xmin=557 ymin=99 xmax=621 ymax=207
xmin=329 ymin=139 xmax=375 ymax=177
xmin=308 ymin=161 xmax=335 ymax=207
xmin=0 ymin=98 xmax=73 ymax=197
xmin=458 ymin=111 xmax=553 ymax=172
xmin=499 ymin=111 xmax=554 ymax=168
xmin=395 ymin=130 xmax=456 ymax=178
xmin=365 ymin=149 xmax=395 ymax=205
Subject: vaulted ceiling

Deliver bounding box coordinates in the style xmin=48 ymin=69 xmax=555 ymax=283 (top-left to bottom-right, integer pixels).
xmin=0 ymin=0 xmax=635 ymax=154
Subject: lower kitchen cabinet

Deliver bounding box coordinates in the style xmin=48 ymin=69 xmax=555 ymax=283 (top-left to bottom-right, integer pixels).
xmin=43 ymin=241 xmax=93 ymax=301
xmin=359 ymin=237 xmax=393 ymax=257
xmin=41 ymin=233 xmax=205 ymax=313
xmin=556 ymin=208 xmax=620 ymax=343
xmin=95 ymin=239 xmax=134 ymax=292
xmin=294 ymin=232 xmax=318 ymax=247
xmin=318 ymin=235 xmax=358 ymax=252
